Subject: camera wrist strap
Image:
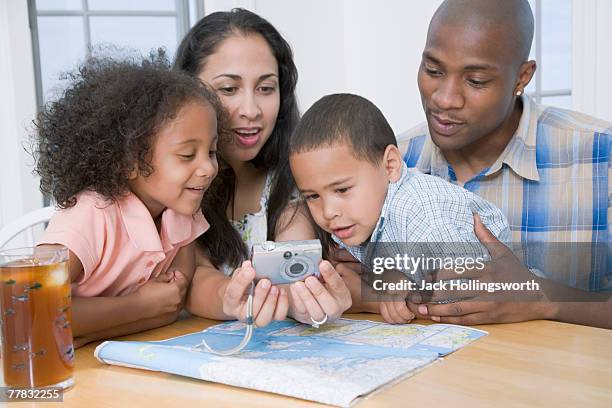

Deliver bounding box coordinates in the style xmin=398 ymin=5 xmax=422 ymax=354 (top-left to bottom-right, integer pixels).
xmin=193 ymin=282 xmax=254 ymax=356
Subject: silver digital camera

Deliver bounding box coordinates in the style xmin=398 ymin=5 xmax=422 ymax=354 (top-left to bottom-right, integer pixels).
xmin=251 ymin=239 xmax=322 ymax=285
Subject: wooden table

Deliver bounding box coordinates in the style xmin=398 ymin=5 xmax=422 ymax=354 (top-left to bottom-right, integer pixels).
xmin=5 ymin=314 xmax=612 ymax=407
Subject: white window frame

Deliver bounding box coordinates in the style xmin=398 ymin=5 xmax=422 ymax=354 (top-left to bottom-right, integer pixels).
xmin=29 ymin=0 xmax=192 ymax=108
xmin=0 ymin=0 xmax=40 ymax=230
xmin=572 ymin=0 xmax=612 ymax=121
xmin=528 ymin=0 xmax=572 ymax=104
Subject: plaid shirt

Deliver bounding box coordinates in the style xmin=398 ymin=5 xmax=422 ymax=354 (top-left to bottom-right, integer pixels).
xmin=332 ymin=162 xmax=511 ymax=279
xmin=398 ymin=95 xmax=612 ymax=291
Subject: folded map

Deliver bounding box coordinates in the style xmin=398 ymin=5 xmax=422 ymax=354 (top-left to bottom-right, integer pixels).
xmin=95 ymin=318 xmax=487 ymax=407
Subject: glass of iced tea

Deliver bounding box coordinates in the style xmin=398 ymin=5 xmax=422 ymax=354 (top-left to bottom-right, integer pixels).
xmin=0 ymin=246 xmax=74 ymax=389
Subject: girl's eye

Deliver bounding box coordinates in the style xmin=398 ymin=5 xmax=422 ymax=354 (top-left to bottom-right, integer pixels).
xmin=178 ymin=154 xmax=195 ymax=160
xmin=336 ymin=187 xmax=351 ymax=194
xmin=304 ymin=194 xmax=319 ymax=201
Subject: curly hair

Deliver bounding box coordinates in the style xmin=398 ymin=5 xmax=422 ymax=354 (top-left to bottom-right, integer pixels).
xmin=31 ymin=49 xmax=226 ymax=209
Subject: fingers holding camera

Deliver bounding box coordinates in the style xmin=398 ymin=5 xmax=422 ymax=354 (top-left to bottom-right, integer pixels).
xmin=223 ymin=261 xmax=290 ymax=326
xmin=287 ymin=261 xmax=353 ymax=325
xmin=222 ymin=261 xmax=256 ymax=320
xmin=319 ymin=261 xmax=352 ymax=312
xmin=225 ymin=261 xmax=256 ymax=305
xmin=251 ymin=278 xmax=272 ymax=315
xmin=252 ymin=283 xmax=280 ymax=327
xmin=273 ymin=287 xmax=290 ymax=321
xmin=288 ymin=284 xmax=309 ymax=323
xmin=293 ymin=281 xmax=327 ymax=323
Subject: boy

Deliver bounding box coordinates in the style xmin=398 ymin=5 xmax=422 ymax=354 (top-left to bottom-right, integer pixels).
xmin=288 ymin=93 xmax=511 ymax=323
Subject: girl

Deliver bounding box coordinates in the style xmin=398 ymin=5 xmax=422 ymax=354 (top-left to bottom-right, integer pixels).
xmin=33 ymin=52 xmax=223 ymax=347
xmin=175 ymin=9 xmax=352 ymax=327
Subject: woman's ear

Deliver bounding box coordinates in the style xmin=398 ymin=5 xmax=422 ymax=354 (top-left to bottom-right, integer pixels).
xmin=382 ymin=145 xmax=402 ymax=182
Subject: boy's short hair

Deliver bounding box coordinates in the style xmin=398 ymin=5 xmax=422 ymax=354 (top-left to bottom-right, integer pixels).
xmin=289 ymin=93 xmax=397 ymax=163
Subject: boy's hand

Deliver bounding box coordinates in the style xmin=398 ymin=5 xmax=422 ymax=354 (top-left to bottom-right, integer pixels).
xmin=223 ymin=261 xmax=289 ymax=327
xmin=379 ymin=297 xmax=415 ymax=324
xmin=336 ymin=262 xmax=379 ymax=313
xmin=134 ymin=271 xmax=186 ymax=318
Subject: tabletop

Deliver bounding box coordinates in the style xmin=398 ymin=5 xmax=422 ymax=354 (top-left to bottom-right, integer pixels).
xmin=4 ymin=314 xmax=612 ymax=407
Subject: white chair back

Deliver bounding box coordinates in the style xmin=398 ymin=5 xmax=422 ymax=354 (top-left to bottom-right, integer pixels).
xmin=0 ymin=206 xmax=56 ymax=250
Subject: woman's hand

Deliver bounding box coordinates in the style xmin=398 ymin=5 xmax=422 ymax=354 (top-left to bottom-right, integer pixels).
xmin=288 ymin=260 xmax=352 ymax=325
xmin=222 ymin=261 xmax=290 ymax=327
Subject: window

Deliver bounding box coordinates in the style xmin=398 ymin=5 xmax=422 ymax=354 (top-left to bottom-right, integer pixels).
xmin=29 ymin=0 xmax=202 ymax=106
xmin=526 ymin=0 xmax=573 ymax=108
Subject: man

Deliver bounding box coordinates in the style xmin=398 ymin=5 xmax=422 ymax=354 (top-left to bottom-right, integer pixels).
xmin=396 ymin=0 xmax=611 ymax=328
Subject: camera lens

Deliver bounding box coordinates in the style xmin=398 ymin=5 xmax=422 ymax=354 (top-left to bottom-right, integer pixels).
xmin=288 ymin=262 xmax=305 ymax=277
xmin=283 ymin=251 xmax=292 ymax=259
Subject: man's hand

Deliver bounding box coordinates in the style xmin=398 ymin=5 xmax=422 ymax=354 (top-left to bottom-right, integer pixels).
xmin=407 ymin=214 xmax=555 ymax=325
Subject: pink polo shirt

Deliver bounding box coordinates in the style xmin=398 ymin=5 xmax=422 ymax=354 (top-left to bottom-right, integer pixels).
xmin=39 ymin=191 xmax=209 ymax=297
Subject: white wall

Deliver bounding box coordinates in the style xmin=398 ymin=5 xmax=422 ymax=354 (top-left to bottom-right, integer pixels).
xmin=0 ymin=0 xmax=41 ymax=230
xmin=206 ymin=0 xmax=441 ymax=133
xmin=572 ymin=0 xmax=612 ymax=122
xmin=256 ymin=0 xmax=442 ymax=133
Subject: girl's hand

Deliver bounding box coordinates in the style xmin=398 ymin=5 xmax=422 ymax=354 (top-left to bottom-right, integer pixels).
xmin=288 ymin=260 xmax=352 ymax=325
xmin=134 ymin=271 xmax=187 ymax=318
xmin=223 ymin=261 xmax=289 ymax=327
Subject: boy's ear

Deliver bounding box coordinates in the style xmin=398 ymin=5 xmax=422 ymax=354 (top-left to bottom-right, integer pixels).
xmin=382 ymin=145 xmax=402 ymax=182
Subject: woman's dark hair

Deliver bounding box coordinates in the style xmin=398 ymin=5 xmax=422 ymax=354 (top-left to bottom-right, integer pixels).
xmin=175 ymin=8 xmax=300 ymax=269
xmin=32 ymin=49 xmax=226 ymax=209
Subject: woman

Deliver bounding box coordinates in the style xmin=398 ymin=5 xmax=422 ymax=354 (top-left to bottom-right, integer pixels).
xmin=175 ymin=8 xmax=351 ymax=327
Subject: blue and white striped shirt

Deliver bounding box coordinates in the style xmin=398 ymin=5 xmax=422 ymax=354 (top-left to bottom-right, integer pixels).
xmin=398 ymin=95 xmax=612 ymax=291
xmin=332 ymin=162 xmax=511 ymax=274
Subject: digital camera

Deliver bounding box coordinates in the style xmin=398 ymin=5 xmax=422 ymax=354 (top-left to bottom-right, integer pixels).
xmin=251 ymin=239 xmax=322 ymax=285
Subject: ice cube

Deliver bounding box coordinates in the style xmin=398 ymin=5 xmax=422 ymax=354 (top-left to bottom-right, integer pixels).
xmin=48 ymin=266 xmax=68 ymax=286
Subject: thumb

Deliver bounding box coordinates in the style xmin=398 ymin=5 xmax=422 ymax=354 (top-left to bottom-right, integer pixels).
xmin=318 ymin=260 xmax=346 ymax=294
xmin=473 ymin=213 xmax=510 ymax=259
xmin=154 ymin=271 xmax=174 ymax=283
xmin=172 ymin=270 xmax=189 ymax=289
xmin=171 ymin=269 xmax=187 ymax=282
xmin=318 ymin=260 xmax=335 ymax=279
xmin=225 ymin=261 xmax=255 ymax=304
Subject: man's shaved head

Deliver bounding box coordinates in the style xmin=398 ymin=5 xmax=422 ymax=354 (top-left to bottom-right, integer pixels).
xmin=430 ymin=0 xmax=534 ymax=63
